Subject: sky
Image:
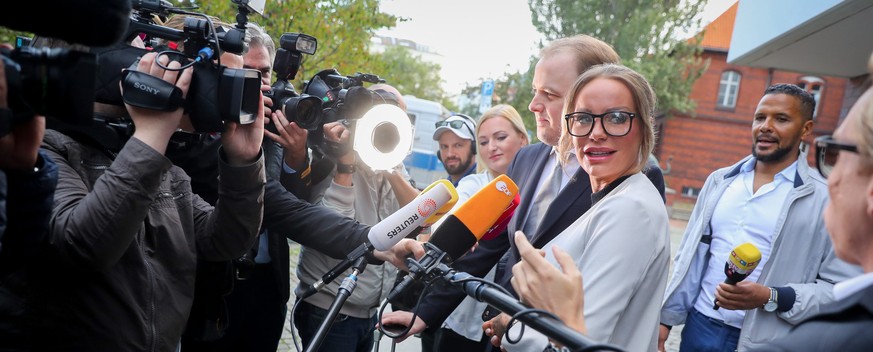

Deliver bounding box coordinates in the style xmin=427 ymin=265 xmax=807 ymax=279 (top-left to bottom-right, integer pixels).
xmin=376 ymin=0 xmax=738 ymax=95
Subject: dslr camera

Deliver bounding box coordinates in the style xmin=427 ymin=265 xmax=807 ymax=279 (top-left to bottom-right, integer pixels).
xmin=264 ymin=32 xmax=323 ymax=132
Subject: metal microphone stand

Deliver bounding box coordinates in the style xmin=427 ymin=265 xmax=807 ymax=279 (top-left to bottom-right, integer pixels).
xmin=434 ymin=264 xmax=624 ymax=352
xmin=304 ymin=256 xmax=368 ymax=352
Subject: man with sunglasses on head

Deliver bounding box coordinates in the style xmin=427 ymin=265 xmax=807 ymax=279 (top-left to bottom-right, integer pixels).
xmin=434 ymin=114 xmax=478 ymax=187
xmin=659 ymin=83 xmax=861 ymax=352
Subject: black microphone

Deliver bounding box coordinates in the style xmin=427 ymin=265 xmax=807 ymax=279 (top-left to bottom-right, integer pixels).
xmin=386 ymin=175 xmax=519 ymax=303
xmin=0 ymin=0 xmax=131 ymax=47
xmin=713 ymin=242 xmax=762 ymax=310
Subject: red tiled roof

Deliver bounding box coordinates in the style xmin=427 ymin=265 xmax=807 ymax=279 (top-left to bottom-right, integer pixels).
xmin=699 ymin=1 xmax=738 ymax=51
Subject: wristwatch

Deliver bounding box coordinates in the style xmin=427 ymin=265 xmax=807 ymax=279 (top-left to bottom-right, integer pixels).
xmin=763 ymin=287 xmax=778 ymax=312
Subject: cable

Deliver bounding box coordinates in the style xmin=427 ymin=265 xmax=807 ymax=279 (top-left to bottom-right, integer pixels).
xmin=505 ymin=308 xmax=561 ymax=344
xmin=289 ymin=297 xmax=303 ymax=352
xmin=376 ymin=279 xmax=436 ymax=339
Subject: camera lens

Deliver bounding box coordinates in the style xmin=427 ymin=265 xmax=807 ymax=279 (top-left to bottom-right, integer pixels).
xmin=283 ymin=95 xmax=322 ymax=131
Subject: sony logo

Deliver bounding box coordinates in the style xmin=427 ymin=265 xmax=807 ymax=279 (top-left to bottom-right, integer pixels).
xmin=133 ymin=81 xmax=160 ymax=95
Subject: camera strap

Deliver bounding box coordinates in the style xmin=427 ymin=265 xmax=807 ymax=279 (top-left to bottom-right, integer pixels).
xmin=121 ymin=70 xmax=185 ymax=112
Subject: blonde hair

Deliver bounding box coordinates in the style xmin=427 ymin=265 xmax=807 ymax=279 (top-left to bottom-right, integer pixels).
xmin=557 ymin=64 xmax=657 ymax=174
xmin=475 ymin=104 xmax=530 ymax=173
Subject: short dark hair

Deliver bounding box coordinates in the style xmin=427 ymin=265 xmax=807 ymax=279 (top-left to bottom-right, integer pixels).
xmin=764 ymin=83 xmax=816 ymax=121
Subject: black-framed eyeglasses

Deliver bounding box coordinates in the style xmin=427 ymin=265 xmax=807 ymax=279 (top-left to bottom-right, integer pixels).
xmin=564 ymin=111 xmax=636 ymax=137
xmin=815 ymin=135 xmax=858 ymax=178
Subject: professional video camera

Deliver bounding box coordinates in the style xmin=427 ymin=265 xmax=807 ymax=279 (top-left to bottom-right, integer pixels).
xmin=0 ymin=46 xmax=96 ymax=137
xmin=264 ymin=32 xmax=323 ymax=132
xmin=90 ymin=0 xmax=264 ymax=133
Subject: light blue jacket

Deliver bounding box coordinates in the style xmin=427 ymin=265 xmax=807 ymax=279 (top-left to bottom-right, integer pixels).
xmin=660 ymin=151 xmax=861 ymax=351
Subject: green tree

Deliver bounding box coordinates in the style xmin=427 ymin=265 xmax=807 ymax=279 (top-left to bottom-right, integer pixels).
xmin=528 ymin=0 xmax=708 ymax=117
xmin=458 ymin=57 xmax=537 ymax=138
xmin=178 ymin=0 xmax=398 ymax=88
xmin=372 ymin=45 xmax=454 ymax=110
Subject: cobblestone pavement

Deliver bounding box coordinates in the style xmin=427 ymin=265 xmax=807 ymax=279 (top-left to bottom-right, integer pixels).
xmin=278 ymin=219 xmax=689 ymax=352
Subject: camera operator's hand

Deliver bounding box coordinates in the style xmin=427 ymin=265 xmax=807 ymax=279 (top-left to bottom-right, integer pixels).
xmin=0 ymin=56 xmax=45 ymax=172
xmin=221 ymin=90 xmax=266 ymax=166
xmin=372 ymin=238 xmax=425 ymax=271
xmin=377 ymin=310 xmax=427 ymax=343
xmin=264 ymin=110 xmax=308 ymax=170
xmin=323 ymin=121 xmax=355 ymax=165
xmin=483 ymin=313 xmax=511 ymax=350
xmin=125 ymin=52 xmax=192 ymax=155
xmin=323 ymin=121 xmax=351 ymax=144
xmin=260 ymin=83 xmax=273 ymax=118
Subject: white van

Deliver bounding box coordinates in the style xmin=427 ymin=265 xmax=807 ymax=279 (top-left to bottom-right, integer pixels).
xmin=402 ymin=95 xmax=451 ymax=189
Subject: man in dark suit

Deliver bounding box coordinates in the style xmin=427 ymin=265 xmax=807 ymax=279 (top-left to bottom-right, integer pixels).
xmin=379 ymin=34 xmax=665 ymax=349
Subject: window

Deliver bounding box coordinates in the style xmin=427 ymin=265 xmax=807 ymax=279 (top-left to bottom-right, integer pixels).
xmin=797 ymin=76 xmax=824 ymax=120
xmin=681 ymin=186 xmax=701 ymax=198
xmin=716 ymin=70 xmax=741 ymax=109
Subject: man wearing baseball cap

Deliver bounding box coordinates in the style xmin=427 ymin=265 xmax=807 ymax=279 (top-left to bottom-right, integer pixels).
xmin=433 ymin=114 xmax=477 ymax=186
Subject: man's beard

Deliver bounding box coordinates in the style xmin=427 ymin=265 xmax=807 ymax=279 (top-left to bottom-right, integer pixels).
xmin=444 ymin=156 xmax=473 ymax=176
xmin=753 ymin=143 xmax=794 ymax=162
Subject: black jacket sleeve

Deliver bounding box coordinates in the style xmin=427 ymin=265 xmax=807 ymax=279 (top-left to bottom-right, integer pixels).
xmin=0 ymin=150 xmax=58 ymax=276
xmin=263 ymin=180 xmax=371 ymax=259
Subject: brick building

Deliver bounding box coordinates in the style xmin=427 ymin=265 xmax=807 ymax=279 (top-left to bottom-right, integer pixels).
xmin=656 ymin=2 xmax=849 ymax=217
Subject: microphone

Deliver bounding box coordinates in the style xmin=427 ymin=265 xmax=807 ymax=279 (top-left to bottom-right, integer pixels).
xmin=295 ymin=179 xmax=457 ymax=299
xmin=0 ymin=0 xmax=131 ymax=47
xmin=419 ymin=180 xmax=458 ymax=229
xmin=481 ymin=193 xmax=520 ymax=241
xmin=387 ymin=175 xmax=519 ymax=302
xmin=367 ymin=179 xmax=458 ymax=250
xmin=713 ymin=242 xmax=762 ymax=310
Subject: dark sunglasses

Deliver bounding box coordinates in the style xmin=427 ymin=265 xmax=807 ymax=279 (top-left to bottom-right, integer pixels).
xmin=814 ymin=135 xmax=858 ymax=178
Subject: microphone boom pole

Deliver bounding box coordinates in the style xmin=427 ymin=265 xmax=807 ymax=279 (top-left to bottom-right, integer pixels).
xmin=441 ymin=268 xmax=623 ymax=352
xmin=305 ymin=256 xmax=368 ymax=352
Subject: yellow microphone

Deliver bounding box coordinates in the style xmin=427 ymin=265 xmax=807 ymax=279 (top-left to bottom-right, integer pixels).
xmin=713 ymin=242 xmax=762 ymax=310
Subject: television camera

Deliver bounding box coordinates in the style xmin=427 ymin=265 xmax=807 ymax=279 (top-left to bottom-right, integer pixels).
xmin=91 ymin=0 xmax=264 ymax=133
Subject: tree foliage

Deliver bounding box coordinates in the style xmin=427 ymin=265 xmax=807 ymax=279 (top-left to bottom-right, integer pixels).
xmin=460 ymin=56 xmax=538 ymax=141
xmin=459 ymin=0 xmax=707 ymax=142
xmin=372 ymin=45 xmax=455 ymax=110
xmin=458 ymin=61 xmax=537 ymax=135
xmin=177 ymin=0 xmax=398 ymax=89
xmin=528 ymin=0 xmax=708 ymax=117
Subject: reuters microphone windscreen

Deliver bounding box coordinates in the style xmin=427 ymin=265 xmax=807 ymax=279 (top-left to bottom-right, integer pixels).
xmin=714 ymin=242 xmax=762 ymax=309
xmin=367 ymin=179 xmax=457 ymax=251
xmin=419 ymin=179 xmax=458 ymax=228
xmin=429 ymin=174 xmax=519 ymax=262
